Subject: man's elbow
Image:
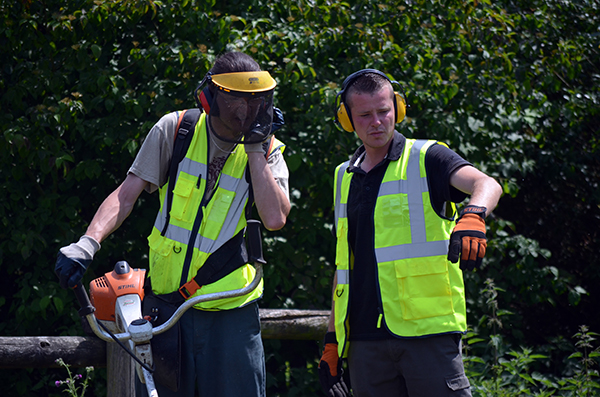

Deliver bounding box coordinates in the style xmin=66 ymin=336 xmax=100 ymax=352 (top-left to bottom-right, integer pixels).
xmin=263 ymin=215 xmax=287 ymax=231
xmin=489 ymin=176 xmax=503 ymax=199
xmin=494 ymin=177 xmax=503 ymax=196
xmin=482 ymin=175 xmax=503 ymax=211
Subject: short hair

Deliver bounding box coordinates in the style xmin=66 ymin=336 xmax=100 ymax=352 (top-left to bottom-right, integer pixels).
xmin=344 ymin=72 xmax=393 ymax=108
xmin=209 ymin=52 xmax=261 ymax=75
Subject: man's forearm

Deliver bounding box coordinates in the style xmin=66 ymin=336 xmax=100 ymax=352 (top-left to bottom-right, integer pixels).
xmin=450 ymin=166 xmax=502 ymax=217
xmin=85 ymin=173 xmax=148 ymax=243
xmin=247 ymin=152 xmax=290 ymax=231
xmin=466 ymin=176 xmax=502 ymax=217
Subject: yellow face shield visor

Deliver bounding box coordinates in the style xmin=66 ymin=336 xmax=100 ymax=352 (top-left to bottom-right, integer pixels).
xmin=211 ymin=71 xmax=277 ymax=94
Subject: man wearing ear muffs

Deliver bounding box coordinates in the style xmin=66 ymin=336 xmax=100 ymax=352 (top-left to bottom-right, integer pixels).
xmin=318 ymin=69 xmax=502 ymax=397
xmin=54 ymin=51 xmax=290 ymax=396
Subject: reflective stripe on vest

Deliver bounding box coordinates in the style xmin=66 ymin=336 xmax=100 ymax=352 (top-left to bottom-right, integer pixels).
xmin=375 ymin=139 xmax=449 ymax=262
xmin=153 ymin=167 xmax=249 ymax=256
xmin=333 ymin=139 xmax=466 ymax=357
xmin=334 ymin=161 xmax=350 ymax=232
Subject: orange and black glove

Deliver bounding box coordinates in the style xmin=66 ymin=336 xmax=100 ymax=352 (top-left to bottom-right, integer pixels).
xmin=318 ymin=332 xmax=350 ymax=397
xmin=448 ymin=205 xmax=487 ymax=271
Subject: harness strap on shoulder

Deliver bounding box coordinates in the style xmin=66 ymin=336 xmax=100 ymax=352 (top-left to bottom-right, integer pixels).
xmin=267 ymin=134 xmax=275 ymax=156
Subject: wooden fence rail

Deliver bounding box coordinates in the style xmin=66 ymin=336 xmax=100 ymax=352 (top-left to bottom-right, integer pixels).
xmin=0 ymin=309 xmax=329 ymax=369
xmin=0 ymin=309 xmax=329 ymax=396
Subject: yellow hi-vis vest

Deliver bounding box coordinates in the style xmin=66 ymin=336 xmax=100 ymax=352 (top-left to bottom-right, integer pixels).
xmin=147 ymin=112 xmax=284 ymax=310
xmin=333 ymin=139 xmax=467 ymax=357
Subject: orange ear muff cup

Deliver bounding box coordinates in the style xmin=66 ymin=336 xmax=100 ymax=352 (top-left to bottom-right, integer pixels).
xmin=336 ymin=102 xmax=354 ymax=132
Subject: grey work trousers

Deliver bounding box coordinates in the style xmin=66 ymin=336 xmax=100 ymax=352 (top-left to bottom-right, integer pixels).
xmin=136 ymin=302 xmax=265 ymax=397
xmin=347 ymin=334 xmax=472 ymax=397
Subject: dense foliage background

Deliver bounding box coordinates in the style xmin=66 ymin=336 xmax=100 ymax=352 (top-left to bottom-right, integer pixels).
xmin=1 ymin=0 xmax=599 ymax=395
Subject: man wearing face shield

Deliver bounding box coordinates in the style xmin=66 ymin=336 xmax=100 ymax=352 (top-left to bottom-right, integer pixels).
xmin=54 ymin=52 xmax=290 ymax=397
xmin=204 ymin=71 xmax=277 ymax=145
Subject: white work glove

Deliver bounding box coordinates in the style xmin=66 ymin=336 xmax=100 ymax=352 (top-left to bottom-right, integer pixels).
xmin=55 ymin=235 xmax=100 ymax=289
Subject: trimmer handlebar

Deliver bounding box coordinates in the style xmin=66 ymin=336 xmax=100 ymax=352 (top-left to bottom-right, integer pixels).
xmin=73 ymin=219 xmax=266 ymax=343
xmin=75 ymin=261 xmax=263 ymax=343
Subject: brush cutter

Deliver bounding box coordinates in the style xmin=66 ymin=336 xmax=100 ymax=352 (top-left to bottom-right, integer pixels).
xmin=73 ymin=220 xmax=266 ymax=397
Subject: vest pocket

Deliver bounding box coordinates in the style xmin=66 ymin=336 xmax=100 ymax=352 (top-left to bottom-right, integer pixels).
xmin=171 ymin=176 xmax=202 ymax=224
xmin=206 ymin=190 xmax=234 ymax=226
xmin=395 ymin=258 xmax=454 ymax=321
xmin=148 ymin=231 xmax=183 ymax=294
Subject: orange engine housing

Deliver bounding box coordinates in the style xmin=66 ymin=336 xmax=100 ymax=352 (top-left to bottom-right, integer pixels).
xmin=89 ymin=261 xmax=146 ymax=322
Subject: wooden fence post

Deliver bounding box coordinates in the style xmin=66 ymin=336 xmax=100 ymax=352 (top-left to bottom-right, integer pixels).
xmin=107 ymin=343 xmax=136 ymax=397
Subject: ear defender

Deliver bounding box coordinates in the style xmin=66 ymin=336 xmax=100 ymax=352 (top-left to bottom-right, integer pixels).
xmin=193 ymin=73 xmax=214 ymax=113
xmin=394 ymin=92 xmax=407 ymax=124
xmin=199 ymin=87 xmax=213 ymax=113
xmin=334 ymin=69 xmax=407 ymax=132
xmin=336 ymin=101 xmax=354 ymax=132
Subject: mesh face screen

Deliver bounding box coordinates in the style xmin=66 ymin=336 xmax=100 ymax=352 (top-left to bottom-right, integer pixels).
xmin=208 ymin=89 xmax=274 ymax=144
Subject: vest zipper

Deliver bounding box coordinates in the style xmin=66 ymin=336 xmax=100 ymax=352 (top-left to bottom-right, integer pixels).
xmin=374 ymin=248 xmax=387 ymax=332
xmin=340 ymin=251 xmax=352 ymax=358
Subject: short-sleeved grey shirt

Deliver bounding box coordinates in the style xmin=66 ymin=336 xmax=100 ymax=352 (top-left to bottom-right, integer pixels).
xmin=128 ymin=111 xmax=289 ymax=199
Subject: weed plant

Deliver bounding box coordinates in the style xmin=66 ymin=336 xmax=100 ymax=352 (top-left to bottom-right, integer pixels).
xmin=53 ymin=358 xmax=93 ymax=397
xmin=464 ymin=279 xmax=600 ymax=396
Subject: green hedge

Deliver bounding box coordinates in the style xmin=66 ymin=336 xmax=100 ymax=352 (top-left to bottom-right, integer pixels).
xmin=1 ymin=0 xmax=598 ymax=395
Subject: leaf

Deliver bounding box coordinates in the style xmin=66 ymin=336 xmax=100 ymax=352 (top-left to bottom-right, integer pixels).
xmin=91 ymin=44 xmax=102 ymax=59
xmin=447 ymin=83 xmax=459 ymax=100
xmin=53 ymin=297 xmax=64 ymax=314
xmin=39 ymin=296 xmax=50 ymax=311
xmin=286 ymin=153 xmax=303 ymax=172
xmin=55 ymin=154 xmax=74 ymax=168
xmin=134 ymin=104 xmax=143 ymax=118
xmin=105 ymin=98 xmax=115 ymax=112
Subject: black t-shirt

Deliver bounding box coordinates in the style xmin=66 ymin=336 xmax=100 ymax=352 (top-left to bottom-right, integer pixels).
xmin=344 ymin=132 xmax=470 ymax=340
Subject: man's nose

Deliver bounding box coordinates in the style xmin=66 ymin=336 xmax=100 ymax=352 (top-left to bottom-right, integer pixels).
xmin=370 ymin=113 xmax=382 ymax=126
